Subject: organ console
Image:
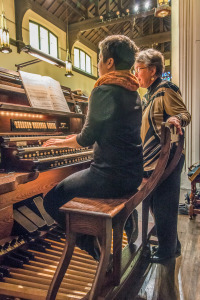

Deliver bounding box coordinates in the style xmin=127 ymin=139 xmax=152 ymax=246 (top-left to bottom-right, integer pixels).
xmin=0 ymin=67 xmax=97 ymax=299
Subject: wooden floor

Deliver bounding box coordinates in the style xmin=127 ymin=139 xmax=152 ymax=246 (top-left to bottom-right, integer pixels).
xmin=125 ymin=196 xmax=200 ymax=300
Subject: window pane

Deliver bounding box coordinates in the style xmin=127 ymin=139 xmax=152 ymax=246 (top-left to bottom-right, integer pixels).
xmin=40 ymin=27 xmax=48 ymax=54
xmin=49 ymin=33 xmax=58 ymax=58
xmin=86 ymin=54 xmax=91 ymax=73
xmin=80 ymin=50 xmax=85 ymax=71
xmin=29 ymin=23 xmax=39 ymax=49
xmin=74 ymin=48 xmax=80 ymax=68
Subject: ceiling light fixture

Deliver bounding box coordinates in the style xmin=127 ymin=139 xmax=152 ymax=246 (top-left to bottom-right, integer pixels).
xmin=155 ymin=0 xmax=171 ymax=17
xmin=20 ymin=45 xmax=66 ymax=68
xmin=134 ymin=5 xmax=139 ymax=13
xmin=0 ymin=0 xmax=12 ymax=54
xmin=145 ymin=2 xmax=150 ymax=10
xmin=65 ymin=21 xmax=73 ymax=77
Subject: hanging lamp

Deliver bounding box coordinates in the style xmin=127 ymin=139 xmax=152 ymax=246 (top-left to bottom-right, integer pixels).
xmin=155 ymin=0 xmax=171 ymax=18
xmin=65 ymin=21 xmax=73 ymax=77
xmin=0 ymin=0 xmax=12 ymax=53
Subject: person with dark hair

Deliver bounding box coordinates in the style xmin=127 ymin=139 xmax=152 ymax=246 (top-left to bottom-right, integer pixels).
xmin=43 ymin=35 xmax=143 ymax=259
xmin=135 ymin=49 xmax=191 ymax=263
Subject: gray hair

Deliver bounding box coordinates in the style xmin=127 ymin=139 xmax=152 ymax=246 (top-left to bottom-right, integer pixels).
xmin=135 ymin=49 xmax=165 ymax=77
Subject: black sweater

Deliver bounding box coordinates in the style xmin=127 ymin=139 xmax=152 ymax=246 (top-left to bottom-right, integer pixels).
xmin=77 ymin=84 xmax=143 ymax=181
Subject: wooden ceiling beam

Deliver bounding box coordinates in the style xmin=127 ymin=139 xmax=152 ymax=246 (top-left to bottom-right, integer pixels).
xmin=106 ymin=0 xmax=110 ymax=14
xmin=46 ymin=1 xmax=56 ymax=11
xmin=41 ymin=0 xmax=52 ymax=8
xmin=69 ymin=9 xmax=155 ymax=32
xmin=56 ymin=0 xmax=86 ymax=19
xmin=78 ymin=35 xmax=98 ymax=52
xmin=95 ymin=0 xmax=100 ymax=17
xmin=71 ymin=0 xmax=88 ymax=15
xmin=118 ymin=0 xmax=123 ymax=10
xmin=53 ymin=2 xmax=65 ymax=16
xmin=134 ymin=31 xmax=171 ymax=47
xmin=58 ymin=7 xmax=68 ymax=19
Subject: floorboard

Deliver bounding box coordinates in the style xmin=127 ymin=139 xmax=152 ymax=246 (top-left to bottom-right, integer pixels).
xmin=125 ymin=190 xmax=200 ymax=300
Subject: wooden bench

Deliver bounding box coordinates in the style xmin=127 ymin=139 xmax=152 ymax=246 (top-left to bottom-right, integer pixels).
xmin=46 ymin=123 xmax=184 ymax=300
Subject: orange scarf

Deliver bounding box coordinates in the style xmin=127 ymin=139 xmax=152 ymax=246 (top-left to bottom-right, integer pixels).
xmin=94 ymin=70 xmax=139 ymax=91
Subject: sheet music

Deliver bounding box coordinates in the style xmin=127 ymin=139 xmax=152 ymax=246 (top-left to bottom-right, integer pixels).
xmin=19 ymin=71 xmax=70 ymax=112
xmin=44 ymin=76 xmax=70 ymax=112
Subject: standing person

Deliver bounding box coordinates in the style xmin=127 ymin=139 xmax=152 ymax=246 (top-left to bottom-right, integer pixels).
xmin=43 ymin=35 xmax=143 ymax=259
xmin=135 ymin=49 xmax=191 ymax=263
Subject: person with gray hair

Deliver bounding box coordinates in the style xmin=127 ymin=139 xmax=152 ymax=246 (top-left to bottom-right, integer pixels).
xmin=135 ymin=48 xmax=191 ymax=263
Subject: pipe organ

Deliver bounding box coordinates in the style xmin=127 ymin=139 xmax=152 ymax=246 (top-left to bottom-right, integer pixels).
xmin=0 ymin=67 xmax=98 ymax=299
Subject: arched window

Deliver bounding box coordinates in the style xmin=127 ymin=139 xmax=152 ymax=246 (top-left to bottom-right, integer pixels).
xmin=29 ymin=21 xmax=58 ymax=58
xmin=74 ymin=48 xmax=92 ymax=74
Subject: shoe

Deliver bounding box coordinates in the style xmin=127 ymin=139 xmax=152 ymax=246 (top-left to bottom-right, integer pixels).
xmin=150 ymin=253 xmax=174 ymax=263
xmin=125 ymin=209 xmax=138 ymax=244
xmin=178 ymin=203 xmax=189 ymax=215
xmin=151 ymin=244 xmax=181 ymax=258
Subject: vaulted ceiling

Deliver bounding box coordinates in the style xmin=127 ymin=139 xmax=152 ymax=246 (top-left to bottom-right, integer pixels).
xmin=15 ymin=0 xmax=171 ymax=63
xmin=31 ymin=0 xmax=171 ymax=57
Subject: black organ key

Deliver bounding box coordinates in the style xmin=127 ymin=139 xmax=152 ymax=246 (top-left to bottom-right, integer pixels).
xmin=17 ymin=248 xmax=35 ymax=260
xmin=4 ymin=255 xmax=24 ymax=268
xmin=10 ymin=252 xmax=29 ymax=264
xmin=0 ymin=266 xmax=10 ymax=277
xmin=51 ymin=228 xmax=65 ymax=239
xmin=17 ymin=235 xmax=25 ymax=243
xmin=3 ymin=242 xmax=10 ymax=250
xmin=10 ymin=239 xmax=17 ymax=247
xmin=46 ymin=232 xmax=62 ymax=242
xmin=28 ymin=241 xmax=46 ymax=252
xmin=34 ymin=238 xmax=51 ymax=249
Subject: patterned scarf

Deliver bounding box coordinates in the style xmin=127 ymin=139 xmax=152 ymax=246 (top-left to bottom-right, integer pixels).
xmin=94 ymin=70 xmax=139 ymax=91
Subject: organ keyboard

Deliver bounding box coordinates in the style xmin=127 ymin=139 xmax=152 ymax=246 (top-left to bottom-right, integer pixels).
xmin=0 ymin=67 xmax=95 ymax=298
xmin=1 ymin=133 xmax=93 ymax=171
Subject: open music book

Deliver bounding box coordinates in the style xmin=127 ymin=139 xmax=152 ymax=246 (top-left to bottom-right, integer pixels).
xmin=19 ymin=71 xmax=70 ymax=112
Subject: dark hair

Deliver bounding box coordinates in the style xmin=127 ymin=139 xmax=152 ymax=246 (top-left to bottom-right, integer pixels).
xmin=99 ymin=35 xmax=139 ymax=70
xmin=135 ymin=49 xmax=165 ymax=77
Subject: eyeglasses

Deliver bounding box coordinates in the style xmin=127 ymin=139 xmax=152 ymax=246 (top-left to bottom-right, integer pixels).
xmin=135 ymin=67 xmax=148 ymax=73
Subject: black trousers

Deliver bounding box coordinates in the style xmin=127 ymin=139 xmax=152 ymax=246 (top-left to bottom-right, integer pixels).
xmin=150 ymin=154 xmax=185 ymax=256
xmin=43 ymin=166 xmax=140 ymax=232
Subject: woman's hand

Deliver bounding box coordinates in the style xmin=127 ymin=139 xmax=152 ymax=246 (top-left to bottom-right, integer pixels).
xmin=167 ymin=117 xmax=183 ymax=135
xmin=43 ymin=139 xmax=66 ymax=147
xmin=43 ymin=134 xmax=78 ymax=148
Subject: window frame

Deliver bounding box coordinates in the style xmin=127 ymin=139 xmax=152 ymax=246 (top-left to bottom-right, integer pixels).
xmin=73 ymin=47 xmax=92 ymax=75
xmin=29 ymin=21 xmax=59 ymax=58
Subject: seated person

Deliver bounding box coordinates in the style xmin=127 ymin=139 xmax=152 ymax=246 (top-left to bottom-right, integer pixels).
xmin=43 ymin=35 xmax=143 ymax=259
